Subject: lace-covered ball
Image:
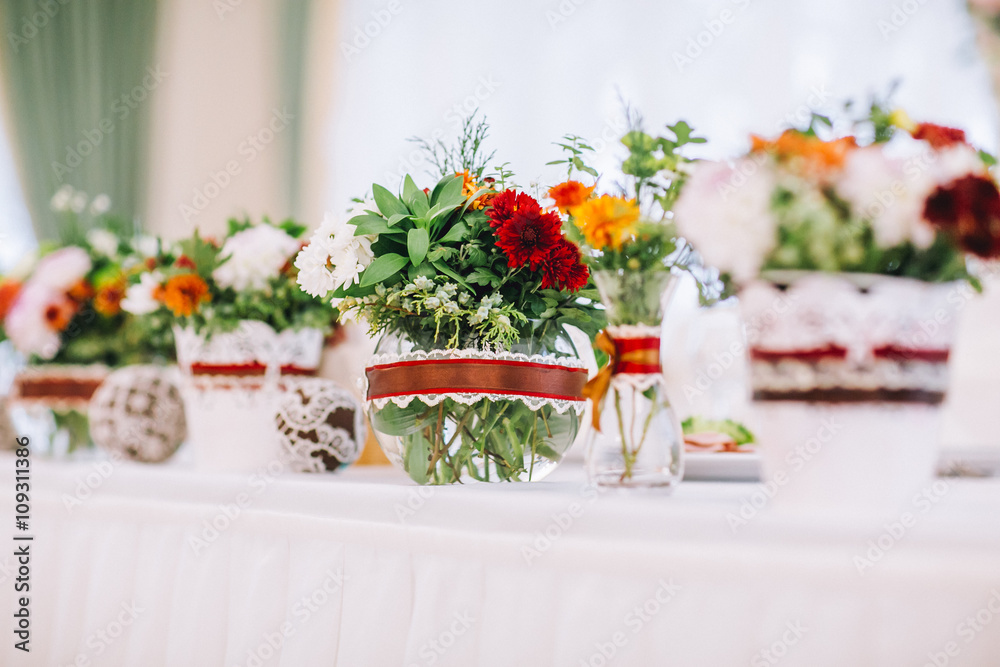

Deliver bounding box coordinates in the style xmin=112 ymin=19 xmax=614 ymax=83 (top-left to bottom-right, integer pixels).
xmin=89 ymin=366 xmax=187 ymax=463
xmin=276 ymin=378 xmax=365 ymax=473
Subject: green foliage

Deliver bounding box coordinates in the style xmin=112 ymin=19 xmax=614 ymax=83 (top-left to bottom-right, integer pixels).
xmin=681 ymin=416 xmax=756 ymax=445
xmin=408 ymin=112 xmax=497 ymax=181
xmin=546 ymin=135 xmax=599 ymax=180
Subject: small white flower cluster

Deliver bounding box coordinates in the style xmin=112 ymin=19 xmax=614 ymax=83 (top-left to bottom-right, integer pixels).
xmin=50 ymin=185 xmax=111 ymax=217
xmin=295 ymin=201 xmax=378 ymax=303
xmin=338 ymin=275 xmax=522 ymax=348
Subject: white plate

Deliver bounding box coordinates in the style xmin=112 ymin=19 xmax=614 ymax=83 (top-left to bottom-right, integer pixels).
xmin=683 ymin=452 xmax=761 ymax=481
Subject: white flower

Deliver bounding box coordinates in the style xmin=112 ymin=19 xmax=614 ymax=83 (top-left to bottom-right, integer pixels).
xmin=414 ymin=276 xmax=434 ymax=291
xmin=70 ymin=191 xmax=88 ymax=214
xmin=132 ymin=235 xmax=160 ymax=258
xmin=295 ymin=210 xmax=379 ymax=299
xmin=86 ymin=228 xmax=120 ymax=257
xmin=4 ymin=282 xmax=64 ymax=360
xmin=424 ymin=296 xmax=441 ymax=309
xmin=213 ymin=224 xmax=301 ymax=292
xmin=673 ymin=158 xmax=778 ymax=283
xmin=32 ymin=247 xmax=91 ymax=291
xmin=121 ymin=271 xmax=163 ymax=315
xmin=50 ymin=185 xmax=74 ymax=213
xmin=89 ymin=194 xmax=112 ymax=216
xmin=835 ymin=147 xmax=935 ymax=249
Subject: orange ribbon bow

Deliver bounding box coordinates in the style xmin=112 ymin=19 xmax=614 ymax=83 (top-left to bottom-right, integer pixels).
xmin=582 ymin=331 xmax=662 ymax=431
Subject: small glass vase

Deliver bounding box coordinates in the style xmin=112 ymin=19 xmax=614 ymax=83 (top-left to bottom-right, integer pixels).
xmin=585 ymin=270 xmax=684 ymax=491
xmin=367 ymin=322 xmax=584 ymax=485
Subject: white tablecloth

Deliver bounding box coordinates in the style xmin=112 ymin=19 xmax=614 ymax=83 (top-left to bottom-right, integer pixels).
xmin=2 ymin=454 xmax=1000 ymax=667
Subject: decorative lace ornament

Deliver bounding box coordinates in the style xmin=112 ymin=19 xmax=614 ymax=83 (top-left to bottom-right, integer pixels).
xmin=88 ymin=366 xmax=187 ymax=463
xmin=174 ymin=322 xmax=325 ymax=404
xmin=365 ymin=348 xmax=587 ymax=416
xmin=275 ymin=378 xmax=365 ymax=473
xmin=740 ymin=275 xmax=959 ymax=397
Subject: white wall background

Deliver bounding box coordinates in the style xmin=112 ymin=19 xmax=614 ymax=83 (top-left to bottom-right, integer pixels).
xmin=325 ymin=0 xmax=998 ymax=209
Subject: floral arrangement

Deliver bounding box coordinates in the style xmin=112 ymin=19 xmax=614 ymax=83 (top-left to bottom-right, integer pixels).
xmin=548 ymin=120 xmax=707 ymax=487
xmin=673 ymin=100 xmax=1000 ymax=289
xmin=296 ymin=121 xmax=603 ymax=350
xmin=295 ymin=118 xmax=604 ymax=483
xmin=0 ymin=189 xmax=171 ymax=365
xmin=123 ymin=217 xmax=336 ymax=336
xmin=550 ymin=120 xmax=708 ymax=322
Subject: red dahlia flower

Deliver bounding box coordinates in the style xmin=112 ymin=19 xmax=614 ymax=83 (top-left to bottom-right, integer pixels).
xmin=923 ymin=175 xmax=1000 ymax=258
xmin=486 ymin=190 xmax=541 ymax=229
xmin=912 ymin=123 xmax=967 ymax=150
xmin=539 ymin=238 xmax=589 ymax=292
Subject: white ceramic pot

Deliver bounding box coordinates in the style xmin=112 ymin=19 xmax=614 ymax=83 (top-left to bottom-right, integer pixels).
xmin=174 ymin=321 xmax=324 ymax=473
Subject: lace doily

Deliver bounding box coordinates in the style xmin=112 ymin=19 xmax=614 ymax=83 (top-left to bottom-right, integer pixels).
xmin=740 ymin=275 xmax=957 ymax=396
xmin=275 ymin=378 xmax=365 ymax=473
xmin=174 ymin=322 xmax=324 ymax=377
xmin=88 ymin=365 xmax=187 ymax=463
xmin=365 ymin=348 xmax=587 ymax=415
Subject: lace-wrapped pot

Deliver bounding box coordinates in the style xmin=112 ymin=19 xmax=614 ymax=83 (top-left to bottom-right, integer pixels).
xmin=7 ymin=364 xmax=109 ymax=456
xmin=584 ymin=270 xmax=684 ymax=491
xmin=366 ymin=325 xmax=585 ymax=484
xmin=174 ymin=321 xmax=325 ymax=472
xmin=740 ymin=272 xmax=961 ymax=515
xmin=276 ymin=377 xmax=365 ymax=473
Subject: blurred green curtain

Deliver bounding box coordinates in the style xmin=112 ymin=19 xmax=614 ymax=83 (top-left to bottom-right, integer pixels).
xmin=279 ymin=0 xmax=312 ymax=220
xmin=0 ymin=0 xmax=158 ymax=242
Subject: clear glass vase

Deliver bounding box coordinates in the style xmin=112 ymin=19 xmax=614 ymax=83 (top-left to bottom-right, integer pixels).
xmin=585 ymin=270 xmax=684 ymax=491
xmin=367 ymin=322 xmax=583 ymax=485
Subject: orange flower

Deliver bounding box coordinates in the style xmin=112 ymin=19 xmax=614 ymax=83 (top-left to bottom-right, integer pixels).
xmin=571 ymin=195 xmax=640 ymax=250
xmin=549 ymin=181 xmax=596 ymax=213
xmin=751 ymin=130 xmax=856 ymax=173
xmin=43 ymin=297 xmax=77 ymax=332
xmin=457 ymin=171 xmax=497 ymax=210
xmin=158 ymin=274 xmax=211 ymax=317
xmin=0 ymin=279 xmax=22 ymax=321
xmin=94 ymin=276 xmax=127 ymax=317
xmin=66 ymin=279 xmax=94 ymax=303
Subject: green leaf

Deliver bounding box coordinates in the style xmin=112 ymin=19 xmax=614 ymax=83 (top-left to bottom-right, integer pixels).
xmin=431 ymin=260 xmax=472 ymax=291
xmin=349 ymin=213 xmax=387 ymax=228
xmin=402 ymin=174 xmax=421 ymax=204
xmin=360 ymin=252 xmax=409 ymax=287
xmin=372 ymin=184 xmax=409 ymax=218
xmin=407 ymin=227 xmax=429 ymax=266
xmin=434 ymin=175 xmax=465 ymax=207
xmin=278 ymin=219 xmax=307 ymax=239
xmin=386 ymin=213 xmax=411 ymax=227
xmin=468 ymin=267 xmax=500 ymax=286
xmin=354 ymin=217 xmax=399 ymax=236
xmin=437 ymin=221 xmax=468 ymax=244
xmin=409 ymin=189 xmax=430 ymax=217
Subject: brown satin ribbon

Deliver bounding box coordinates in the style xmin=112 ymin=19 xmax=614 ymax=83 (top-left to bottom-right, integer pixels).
xmin=12 ymin=376 xmax=104 ymax=403
xmin=366 ymin=358 xmax=587 ymax=403
xmin=582 ymin=331 xmax=662 ymax=431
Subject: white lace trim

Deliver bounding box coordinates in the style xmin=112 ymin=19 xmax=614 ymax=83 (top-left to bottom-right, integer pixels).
xmin=611 ymin=374 xmax=664 ymax=392
xmin=368 ymin=392 xmax=585 ymax=415
xmin=606 ymin=324 xmax=662 ymax=339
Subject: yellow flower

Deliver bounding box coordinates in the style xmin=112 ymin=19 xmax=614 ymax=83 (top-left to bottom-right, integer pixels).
xmin=889 ymin=108 xmax=916 ymax=133
xmin=571 ymin=195 xmax=639 ymax=250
